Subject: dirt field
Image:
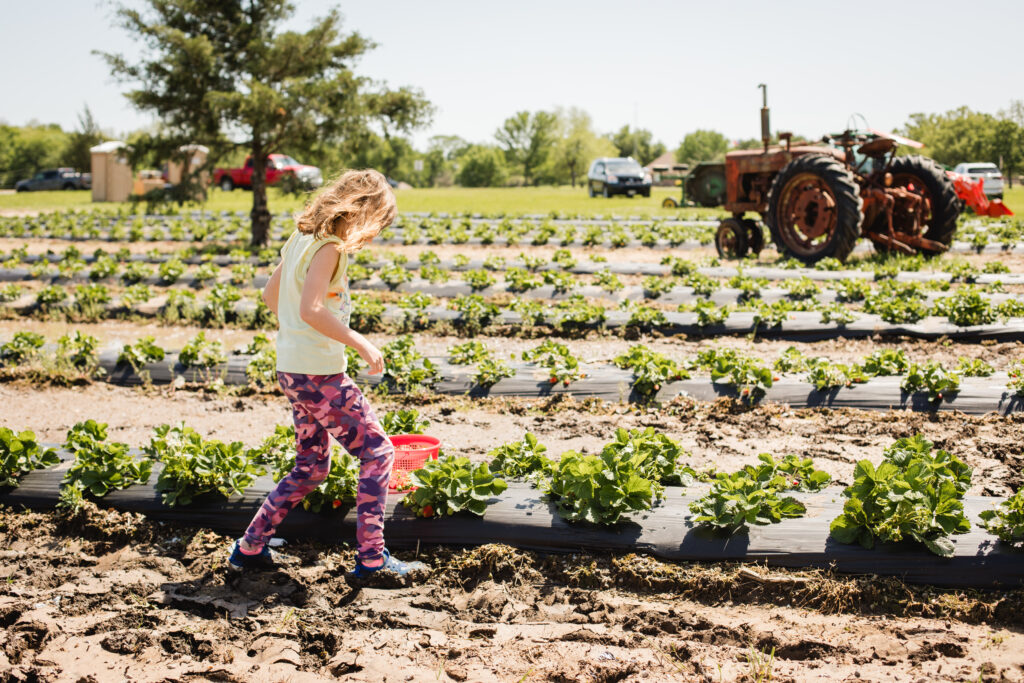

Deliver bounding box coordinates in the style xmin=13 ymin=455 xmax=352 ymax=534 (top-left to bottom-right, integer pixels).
xmin=1 ymin=503 xmax=1023 ymax=683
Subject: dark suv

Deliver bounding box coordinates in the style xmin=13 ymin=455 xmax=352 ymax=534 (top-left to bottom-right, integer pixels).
xmin=587 ymin=157 xmax=651 ymax=198
xmin=15 ymin=168 xmax=91 ymax=192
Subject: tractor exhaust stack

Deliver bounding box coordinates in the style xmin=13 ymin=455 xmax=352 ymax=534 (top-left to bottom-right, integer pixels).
xmin=759 ymin=83 xmax=770 ymax=153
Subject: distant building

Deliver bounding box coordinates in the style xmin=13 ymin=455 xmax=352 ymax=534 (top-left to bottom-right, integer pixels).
xmin=645 ymin=152 xmax=689 ymax=186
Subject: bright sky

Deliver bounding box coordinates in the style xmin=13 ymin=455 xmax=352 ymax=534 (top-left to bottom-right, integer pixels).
xmin=3 ymin=0 xmax=1022 ymax=151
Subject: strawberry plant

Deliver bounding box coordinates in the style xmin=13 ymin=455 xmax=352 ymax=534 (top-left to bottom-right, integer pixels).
xmin=695 ymin=348 xmax=774 ymax=402
xmin=487 ymin=433 xmax=554 ymax=479
xmin=449 ymin=294 xmax=500 ymax=335
xmin=508 ymin=298 xmax=545 ymax=327
xmin=393 ymin=291 xmax=433 ymax=331
xmin=35 ymin=284 xmax=68 ymax=313
xmin=522 ymin=340 xmax=586 ymax=386
xmin=660 ymin=256 xmax=696 ymax=277
xmin=551 ymin=249 xmax=577 ymax=270
xmin=120 ymin=261 xmax=153 ymax=285
xmin=229 ymin=262 xmax=256 ymax=286
xmin=0 ymin=427 xmax=59 ymax=488
xmin=806 ymin=363 xmax=868 ymax=391
xmin=0 ymin=284 xmax=22 ymax=303
xmin=930 ymin=287 xmax=995 ymax=327
xmin=381 ymin=409 xmax=430 ymax=435
xmin=833 ymin=278 xmax=871 ymax=302
xmin=420 ymin=264 xmax=449 ymax=285
xmin=691 ymin=299 xmax=730 ymax=327
xmin=448 ymin=340 xmax=490 ymax=365
xmin=380 ymin=335 xmax=439 ymax=393
xmin=349 ymin=293 xmax=385 ymax=330
xmin=482 ymin=254 xmax=506 ymax=271
xmin=684 ymin=272 xmax=719 ymax=297
xmin=179 ymin=332 xmax=227 ymax=369
xmin=601 ymin=427 xmax=700 ymax=487
xmin=861 ymin=349 xmax=909 ymax=376
xmin=594 ymin=270 xmax=624 ymax=293
xmin=622 ymin=302 xmax=667 ymax=334
xmin=543 ymin=270 xmax=578 ymax=294
xmin=1009 ymin=360 xmax=1024 ymax=397
xmin=689 ymin=470 xmax=807 ymax=533
xmin=955 ymin=357 xmax=994 ymax=377
xmin=829 ymin=435 xmax=971 ymax=557
xmin=464 ymin=269 xmax=495 ymax=291
xmin=158 ymin=258 xmax=187 ymax=284
xmin=243 ymin=333 xmax=277 ymax=390
xmin=56 ymin=331 xmax=101 ymax=373
xmin=550 ymin=296 xmax=605 ymax=335
xmin=979 ymin=489 xmax=1024 ymax=546
xmin=199 ymin=283 xmax=242 ymax=326
xmin=473 ymin=357 xmax=514 ymax=388
xmin=160 ymin=288 xmax=197 ymax=323
xmin=121 ymin=283 xmax=153 ymax=308
xmin=402 ymin=456 xmax=508 ymax=518
xmin=750 ymin=300 xmax=792 ymax=332
xmin=379 ymin=263 xmax=411 ymax=289
xmin=71 ymin=283 xmax=112 ymax=322
xmin=613 ymin=345 xmax=689 ymax=401
xmin=505 ymin=267 xmax=542 ymax=292
xmin=146 ymin=423 xmax=264 ymax=506
xmin=818 ymin=302 xmax=859 ymax=325
xmin=541 ymin=448 xmax=658 ymax=525
xmin=784 ymin=276 xmax=820 ymax=300
xmin=901 ymin=361 xmax=960 ymax=402
xmin=1 ymin=331 xmax=45 ymax=366
xmin=642 ymin=275 xmax=677 ymax=299
xmin=61 ymin=420 xmax=152 ymax=499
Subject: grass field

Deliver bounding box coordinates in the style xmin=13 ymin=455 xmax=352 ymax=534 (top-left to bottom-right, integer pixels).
xmin=2 ymin=183 xmax=1021 ymax=219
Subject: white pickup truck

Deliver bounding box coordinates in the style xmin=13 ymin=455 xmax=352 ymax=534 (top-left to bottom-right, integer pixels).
xmin=952 ymin=162 xmax=1004 ymax=198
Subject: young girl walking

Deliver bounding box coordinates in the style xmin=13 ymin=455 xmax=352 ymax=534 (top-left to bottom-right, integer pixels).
xmin=229 ymin=169 xmax=425 ymax=583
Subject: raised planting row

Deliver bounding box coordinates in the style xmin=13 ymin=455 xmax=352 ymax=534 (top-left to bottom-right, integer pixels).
xmin=4 ymin=332 xmax=1023 ymax=413
xmin=5 ymin=209 xmax=1024 ymax=253
xmin=1 ymin=424 xmax=1021 ymax=586
xmin=5 ymin=282 xmax=1024 ymax=343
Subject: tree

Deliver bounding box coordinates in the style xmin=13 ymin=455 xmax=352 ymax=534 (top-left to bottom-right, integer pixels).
xmin=0 ymin=124 xmax=69 ymax=187
xmin=100 ymin=1 xmax=432 ymax=246
xmin=675 ymin=129 xmax=729 ymax=166
xmin=542 ymin=108 xmax=617 ymax=187
xmin=495 ymin=111 xmax=557 ymax=185
xmin=423 ymin=135 xmax=468 ymax=187
xmin=609 ymin=125 xmax=666 ymax=165
xmin=63 ymin=106 xmax=107 ymax=173
xmin=902 ymin=107 xmax=997 ymax=167
xmin=457 ymin=145 xmax=508 ymax=187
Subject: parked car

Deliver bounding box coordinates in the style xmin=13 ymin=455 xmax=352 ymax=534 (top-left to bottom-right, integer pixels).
xmin=952 ymin=162 xmax=1003 ymax=198
xmin=213 ymin=154 xmax=322 ymax=192
xmin=587 ymin=157 xmax=652 ymax=198
xmin=15 ymin=168 xmax=91 ymax=192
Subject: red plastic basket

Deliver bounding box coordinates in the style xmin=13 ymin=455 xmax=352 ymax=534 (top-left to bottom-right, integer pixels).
xmin=389 ymin=434 xmax=440 ymax=490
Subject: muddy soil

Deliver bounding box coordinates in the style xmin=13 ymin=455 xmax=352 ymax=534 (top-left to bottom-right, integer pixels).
xmin=1 ymin=505 xmax=1022 ymax=683
xmin=2 ymin=382 xmax=1021 ymax=497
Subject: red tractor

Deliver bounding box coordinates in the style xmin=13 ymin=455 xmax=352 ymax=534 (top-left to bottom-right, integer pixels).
xmin=715 ymin=86 xmax=961 ymax=264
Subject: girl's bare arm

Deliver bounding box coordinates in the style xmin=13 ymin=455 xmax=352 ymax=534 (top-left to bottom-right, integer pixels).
xmin=262 ymin=263 xmax=283 ymax=316
xmin=299 ymin=244 xmax=384 ymax=374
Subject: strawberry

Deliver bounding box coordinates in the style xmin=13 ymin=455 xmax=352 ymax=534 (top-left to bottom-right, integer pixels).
xmin=332 ymin=499 xmax=342 ymax=509
xmin=421 ymin=504 xmax=434 ymax=518
xmin=549 ymin=377 xmax=558 ymax=384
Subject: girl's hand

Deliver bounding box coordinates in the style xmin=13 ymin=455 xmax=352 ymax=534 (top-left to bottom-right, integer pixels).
xmin=358 ymin=342 xmax=385 ymax=375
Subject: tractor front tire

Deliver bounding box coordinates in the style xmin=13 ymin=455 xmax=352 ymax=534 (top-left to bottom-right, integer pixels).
xmin=877 ymin=155 xmax=960 ymax=251
xmin=662 ymin=197 xmax=678 ymax=209
xmin=742 ymin=219 xmax=765 ymax=255
xmin=766 ymin=154 xmax=862 ymax=264
xmin=715 ymin=218 xmax=749 ymax=260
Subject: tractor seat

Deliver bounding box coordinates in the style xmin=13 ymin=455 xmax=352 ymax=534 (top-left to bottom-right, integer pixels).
xmin=857 ymin=137 xmax=898 ymax=157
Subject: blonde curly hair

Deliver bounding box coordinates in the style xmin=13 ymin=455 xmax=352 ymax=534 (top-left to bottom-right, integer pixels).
xmin=296 ymin=169 xmax=397 ymax=252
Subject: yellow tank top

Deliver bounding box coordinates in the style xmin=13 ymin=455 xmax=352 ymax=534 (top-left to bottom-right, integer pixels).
xmin=275 ymin=230 xmax=351 ymax=375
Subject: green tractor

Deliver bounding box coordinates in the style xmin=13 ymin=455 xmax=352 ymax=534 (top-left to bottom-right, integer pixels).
xmin=661 ymin=161 xmax=726 ymax=209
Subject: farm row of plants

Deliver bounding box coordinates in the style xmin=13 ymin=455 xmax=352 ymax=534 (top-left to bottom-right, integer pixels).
xmin=5 ymin=278 xmax=1024 ymax=334
xmin=2 ymin=421 xmax=1020 ymax=558
xmin=4 ymin=329 xmax=1023 ymax=406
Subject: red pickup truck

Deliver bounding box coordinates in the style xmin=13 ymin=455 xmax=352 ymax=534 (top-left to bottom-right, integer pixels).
xmin=213 ymin=154 xmax=323 ymax=191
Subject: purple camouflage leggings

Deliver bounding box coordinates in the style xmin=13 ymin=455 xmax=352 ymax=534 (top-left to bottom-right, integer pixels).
xmin=241 ymin=371 xmax=394 ymax=563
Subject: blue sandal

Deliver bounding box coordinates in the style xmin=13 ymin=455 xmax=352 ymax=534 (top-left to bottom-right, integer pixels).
xmin=345 ymin=549 xmax=428 ymax=586
xmin=227 ymin=540 xmax=277 ymax=571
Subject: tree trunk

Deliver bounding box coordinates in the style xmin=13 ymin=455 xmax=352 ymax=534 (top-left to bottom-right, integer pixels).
xmin=250 ymin=142 xmax=271 ymax=247
xmin=569 ymin=162 xmax=577 ymax=188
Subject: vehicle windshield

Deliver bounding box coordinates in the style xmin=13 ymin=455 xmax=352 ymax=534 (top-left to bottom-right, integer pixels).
xmin=274 ymin=156 xmax=299 ymax=168
xmin=967 ymin=166 xmax=999 ymax=175
xmin=606 ymin=161 xmax=641 ymax=174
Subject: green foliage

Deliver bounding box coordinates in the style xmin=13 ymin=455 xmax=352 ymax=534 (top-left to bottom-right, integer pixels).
xmin=56 ymin=331 xmax=100 ymax=372
xmin=463 ymin=268 xmax=495 ymax=291
xmin=901 ymin=361 xmax=961 ymax=402
xmin=448 ymin=294 xmax=499 ymax=335
xmin=675 ymin=129 xmax=729 ymax=165
xmin=505 ymin=267 xmax=542 ymax=292
xmin=269 ymin=444 xmax=359 ymax=513
xmin=0 ymin=331 xmax=45 ymax=366
xmin=979 ymin=489 xmax=1024 ymax=546
xmin=861 ymin=349 xmax=910 ymax=376
xmin=829 ymin=435 xmax=972 ymax=557
xmin=692 ymin=299 xmax=729 ymax=327
xmin=600 ymin=427 xmax=697 ymax=487
xmin=834 ymin=278 xmax=871 ymax=302
xmin=695 ymin=348 xmax=774 ymax=402
xmin=955 ymin=357 xmax=994 ymax=377
xmin=613 ymin=345 xmax=689 ymax=401
xmin=806 ymin=363 xmax=868 ymax=391
xmin=642 ymin=275 xmax=676 ymax=299
xmin=487 ymin=433 xmax=553 ymax=480
xmin=522 ymin=340 xmax=585 ymax=386
xmin=784 ymin=276 xmax=820 ymax=300
xmin=147 ymin=423 xmax=264 ymax=506
xmin=473 ymin=357 xmax=515 ymax=388
xmin=623 ymin=302 xmax=667 ymax=332
xmin=457 ymin=145 xmax=509 ymax=187
xmin=380 ymin=335 xmax=439 ymax=393
xmin=35 ymin=284 xmax=67 ymax=312
xmin=0 ymin=284 xmax=22 ymax=303
xmin=542 ymin=448 xmax=658 ymax=526
xmin=349 ymin=293 xmax=385 ymax=331
xmin=0 ymin=427 xmax=59 ymax=488
xmin=542 ymin=270 xmax=577 ymax=294
xmin=594 ymin=270 xmax=623 ymax=293
xmin=403 ymin=456 xmax=507 ymax=518
xmin=71 ymin=283 xmax=112 ymax=321
xmin=160 ymin=288 xmax=196 ymax=323
xmin=381 ymin=409 xmax=430 ymax=435
xmin=818 ymin=302 xmax=858 ymax=325
xmin=448 ymin=340 xmax=489 ymax=365
xmin=930 ymin=287 xmax=996 ymax=327
xmin=62 ymin=420 xmax=151 ymax=498
xmin=243 ymin=333 xmax=277 ymax=390
xmin=179 ymin=331 xmax=227 ymax=369
xmin=689 ymin=469 xmax=806 ymax=534
xmin=379 ymin=263 xmax=412 ymax=289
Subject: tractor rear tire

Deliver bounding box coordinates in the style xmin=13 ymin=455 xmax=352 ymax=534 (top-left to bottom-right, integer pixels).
xmin=715 ymin=218 xmax=749 ymax=260
xmin=766 ymin=154 xmax=862 ymax=264
xmin=662 ymin=197 xmax=678 ymax=208
xmin=871 ymin=155 xmax=960 ymax=252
